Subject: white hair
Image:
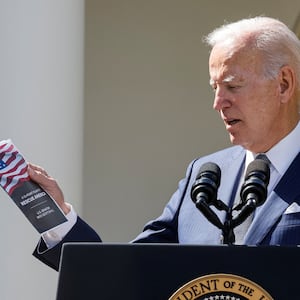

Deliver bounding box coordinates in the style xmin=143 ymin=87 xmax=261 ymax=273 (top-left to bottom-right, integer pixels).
xmin=204 ymin=17 xmax=300 ymax=91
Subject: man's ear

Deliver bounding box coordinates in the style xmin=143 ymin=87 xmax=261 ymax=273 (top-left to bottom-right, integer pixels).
xmin=279 ymin=65 xmax=296 ymax=103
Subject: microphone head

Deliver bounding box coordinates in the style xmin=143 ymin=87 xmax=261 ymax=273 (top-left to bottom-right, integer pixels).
xmin=197 ymin=162 xmax=221 ymax=188
xmin=245 ymin=158 xmax=270 ymax=185
xmin=241 ymin=158 xmax=270 ymax=206
xmin=191 ymin=162 xmax=221 ymax=204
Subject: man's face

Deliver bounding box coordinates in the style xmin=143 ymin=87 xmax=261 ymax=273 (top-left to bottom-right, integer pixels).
xmin=209 ymin=44 xmax=284 ymax=153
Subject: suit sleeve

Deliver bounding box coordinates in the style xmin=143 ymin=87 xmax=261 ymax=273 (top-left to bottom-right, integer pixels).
xmin=32 ymin=217 xmax=101 ymax=271
xmin=32 ymin=159 xmax=196 ymax=271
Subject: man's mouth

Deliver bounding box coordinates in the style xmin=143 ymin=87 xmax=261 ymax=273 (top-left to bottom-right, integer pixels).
xmin=224 ymin=119 xmax=240 ymax=126
xmin=228 ymin=119 xmax=240 ymax=125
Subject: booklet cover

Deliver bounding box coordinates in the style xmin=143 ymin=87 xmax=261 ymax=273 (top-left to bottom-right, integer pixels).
xmin=0 ymin=139 xmax=67 ymax=233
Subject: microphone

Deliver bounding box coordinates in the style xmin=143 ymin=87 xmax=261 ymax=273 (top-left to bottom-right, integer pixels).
xmin=191 ymin=162 xmax=224 ymax=230
xmin=231 ymin=157 xmax=270 ymax=228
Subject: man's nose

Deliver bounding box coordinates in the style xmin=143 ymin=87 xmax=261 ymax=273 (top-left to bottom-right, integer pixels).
xmin=213 ymin=87 xmax=231 ymax=111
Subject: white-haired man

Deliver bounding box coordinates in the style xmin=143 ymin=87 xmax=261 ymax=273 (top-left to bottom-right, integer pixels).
xmin=30 ymin=16 xmax=300 ymax=270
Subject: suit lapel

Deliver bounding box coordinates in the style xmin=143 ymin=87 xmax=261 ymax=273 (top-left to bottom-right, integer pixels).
xmin=245 ymin=152 xmax=300 ymax=244
xmin=181 ymin=146 xmax=246 ymax=244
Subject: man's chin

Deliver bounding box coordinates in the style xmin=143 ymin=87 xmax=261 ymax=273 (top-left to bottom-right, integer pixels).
xmin=229 ymin=135 xmax=244 ymax=148
xmin=229 ymin=134 xmax=237 ymax=145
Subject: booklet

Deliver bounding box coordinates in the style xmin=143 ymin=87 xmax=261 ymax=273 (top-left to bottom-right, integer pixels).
xmin=0 ymin=139 xmax=67 ymax=233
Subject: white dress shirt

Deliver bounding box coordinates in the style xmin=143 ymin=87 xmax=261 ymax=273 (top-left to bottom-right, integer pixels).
xmin=246 ymin=121 xmax=300 ymax=193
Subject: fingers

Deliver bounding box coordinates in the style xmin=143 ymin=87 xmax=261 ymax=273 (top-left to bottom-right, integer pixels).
xmin=27 ymin=163 xmax=57 ymax=192
xmin=28 ymin=163 xmax=50 ymax=178
xmin=27 ymin=162 xmax=69 ymax=214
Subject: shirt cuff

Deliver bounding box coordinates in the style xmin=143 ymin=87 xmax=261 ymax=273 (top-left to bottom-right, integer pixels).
xmin=41 ymin=203 xmax=77 ymax=249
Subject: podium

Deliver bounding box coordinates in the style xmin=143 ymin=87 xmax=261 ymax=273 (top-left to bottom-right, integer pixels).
xmin=56 ymin=243 xmax=300 ymax=299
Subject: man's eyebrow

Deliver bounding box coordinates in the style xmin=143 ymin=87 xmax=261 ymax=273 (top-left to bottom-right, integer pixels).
xmin=209 ymin=78 xmax=215 ymax=86
xmin=209 ymin=75 xmax=236 ymax=86
xmin=222 ymin=75 xmax=236 ymax=83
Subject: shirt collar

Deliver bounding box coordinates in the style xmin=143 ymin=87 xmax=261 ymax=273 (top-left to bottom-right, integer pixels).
xmin=246 ymin=121 xmax=300 ymax=175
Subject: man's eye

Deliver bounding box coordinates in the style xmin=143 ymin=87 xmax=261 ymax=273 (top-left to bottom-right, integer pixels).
xmin=228 ymin=85 xmax=240 ymax=90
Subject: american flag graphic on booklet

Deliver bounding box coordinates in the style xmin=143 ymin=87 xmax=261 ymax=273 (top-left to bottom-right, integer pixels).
xmin=0 ymin=139 xmax=30 ymax=195
xmin=0 ymin=139 xmax=67 ymax=233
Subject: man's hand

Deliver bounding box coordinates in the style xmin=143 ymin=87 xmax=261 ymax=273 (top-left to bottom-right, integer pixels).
xmin=27 ymin=163 xmax=70 ymax=215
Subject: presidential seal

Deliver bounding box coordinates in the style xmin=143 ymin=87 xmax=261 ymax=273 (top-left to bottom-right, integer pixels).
xmin=169 ymin=273 xmax=273 ymax=300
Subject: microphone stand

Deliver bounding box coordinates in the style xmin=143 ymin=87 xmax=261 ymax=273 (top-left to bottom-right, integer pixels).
xmin=223 ymin=214 xmax=235 ymax=245
xmin=191 ymin=158 xmax=270 ymax=244
xmin=194 ymin=199 xmax=254 ymax=245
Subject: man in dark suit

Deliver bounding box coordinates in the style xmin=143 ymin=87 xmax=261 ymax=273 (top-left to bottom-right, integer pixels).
xmin=29 ymin=16 xmax=300 ymax=271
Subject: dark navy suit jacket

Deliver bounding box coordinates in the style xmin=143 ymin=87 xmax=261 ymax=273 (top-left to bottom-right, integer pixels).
xmin=33 ymin=146 xmax=300 ymax=270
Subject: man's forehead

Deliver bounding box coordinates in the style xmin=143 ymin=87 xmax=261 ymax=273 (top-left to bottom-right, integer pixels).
xmin=209 ymin=43 xmax=261 ymax=83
